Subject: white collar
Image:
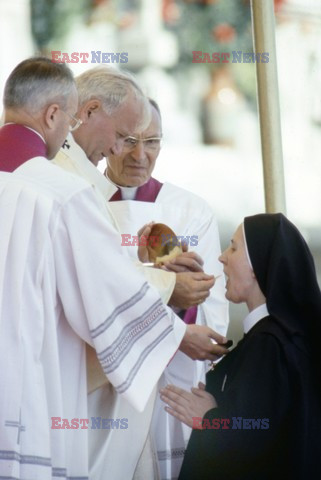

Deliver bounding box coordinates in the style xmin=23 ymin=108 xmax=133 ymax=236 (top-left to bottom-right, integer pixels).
xmin=243 ymin=303 xmax=269 ymax=334
xmin=105 ymin=172 xmax=138 ymax=200
xmin=119 ymin=185 xmax=138 ymax=200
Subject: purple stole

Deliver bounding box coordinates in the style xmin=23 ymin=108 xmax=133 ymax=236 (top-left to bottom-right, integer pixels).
xmin=110 ymin=176 xmax=197 ymax=324
xmin=0 ymin=124 xmax=47 ymax=172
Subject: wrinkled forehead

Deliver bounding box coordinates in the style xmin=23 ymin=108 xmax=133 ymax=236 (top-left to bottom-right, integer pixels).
xmin=142 ymin=104 xmax=162 ymax=137
xmin=131 ymin=103 xmax=162 ymax=138
xmin=135 ymin=96 xmax=152 ymax=133
xmin=113 ymin=93 xmax=151 ymax=136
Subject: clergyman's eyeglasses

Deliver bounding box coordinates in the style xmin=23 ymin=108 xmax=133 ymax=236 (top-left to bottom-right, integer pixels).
xmin=63 ymin=111 xmax=83 ymax=132
xmin=122 ymin=136 xmax=162 ymax=152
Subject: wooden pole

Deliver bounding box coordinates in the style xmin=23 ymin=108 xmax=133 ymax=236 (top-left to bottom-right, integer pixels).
xmin=250 ymin=0 xmax=286 ymax=213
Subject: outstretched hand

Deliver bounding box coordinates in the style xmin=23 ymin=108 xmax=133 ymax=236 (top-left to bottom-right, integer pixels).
xmin=160 ymin=382 xmax=217 ymax=429
xmin=161 ymin=250 xmax=204 ymax=273
xmin=179 ymin=324 xmax=230 ymax=361
xmin=169 ymin=271 xmax=215 ymax=310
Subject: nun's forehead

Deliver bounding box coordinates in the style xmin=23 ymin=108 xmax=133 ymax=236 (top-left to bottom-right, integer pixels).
xmin=241 ymin=222 xmax=253 ymax=268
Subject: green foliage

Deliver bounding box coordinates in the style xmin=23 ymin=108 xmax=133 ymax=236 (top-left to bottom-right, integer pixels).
xmin=168 ymin=0 xmax=253 ymax=65
xmin=31 ymin=0 xmax=91 ymax=49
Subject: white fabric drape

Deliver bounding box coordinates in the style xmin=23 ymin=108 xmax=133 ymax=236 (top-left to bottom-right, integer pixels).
xmin=0 ymin=159 xmax=185 ymax=479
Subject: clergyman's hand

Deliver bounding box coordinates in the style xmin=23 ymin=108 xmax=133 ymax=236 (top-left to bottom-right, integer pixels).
xmin=160 ymin=383 xmax=218 ymax=429
xmin=179 ymin=324 xmax=229 ymax=361
xmin=137 ymin=222 xmax=154 ymax=263
xmin=169 ymin=272 xmax=215 ymax=310
xmin=161 ymin=251 xmax=204 ymax=273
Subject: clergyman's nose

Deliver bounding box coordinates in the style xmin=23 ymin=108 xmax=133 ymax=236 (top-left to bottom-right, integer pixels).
xmin=131 ymin=141 xmax=146 ymax=161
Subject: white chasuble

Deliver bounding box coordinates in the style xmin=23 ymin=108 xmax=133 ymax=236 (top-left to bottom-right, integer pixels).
xmin=106 ymin=184 xmax=229 ymax=480
xmin=53 ymin=142 xmax=228 ymax=479
xmin=53 ymin=142 xmax=177 ymax=480
xmin=54 ymin=137 xmax=176 ymax=306
xmin=0 ymin=158 xmax=185 ymax=480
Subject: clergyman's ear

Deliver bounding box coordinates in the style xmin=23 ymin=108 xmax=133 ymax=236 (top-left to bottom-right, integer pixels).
xmin=80 ymin=99 xmax=102 ymax=123
xmin=44 ymin=104 xmax=60 ymax=129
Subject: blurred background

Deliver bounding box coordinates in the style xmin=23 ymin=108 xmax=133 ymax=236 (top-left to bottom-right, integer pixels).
xmin=1 ymin=0 xmax=320 ymax=340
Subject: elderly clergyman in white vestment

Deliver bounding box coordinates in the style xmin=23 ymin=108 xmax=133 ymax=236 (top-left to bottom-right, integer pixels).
xmin=101 ymin=99 xmax=229 ymax=479
xmin=53 ymin=67 xmax=229 ymax=479
xmin=0 ymin=58 xmax=229 ymax=480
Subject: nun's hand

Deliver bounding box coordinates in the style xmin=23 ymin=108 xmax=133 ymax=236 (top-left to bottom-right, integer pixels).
xmin=160 ymin=382 xmax=217 ymax=429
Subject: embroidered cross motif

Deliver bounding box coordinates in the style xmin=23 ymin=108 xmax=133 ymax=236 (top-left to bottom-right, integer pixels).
xmin=5 ymin=413 xmax=26 ymax=444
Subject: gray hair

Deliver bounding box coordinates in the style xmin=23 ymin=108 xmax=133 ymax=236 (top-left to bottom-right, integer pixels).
xmin=3 ymin=57 xmax=75 ymax=113
xmin=76 ymin=66 xmax=147 ymax=116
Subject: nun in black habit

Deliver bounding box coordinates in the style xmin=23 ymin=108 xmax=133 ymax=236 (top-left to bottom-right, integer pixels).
xmin=160 ymin=213 xmax=321 ymax=480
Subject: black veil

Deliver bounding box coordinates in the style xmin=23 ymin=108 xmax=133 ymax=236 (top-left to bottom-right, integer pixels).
xmin=244 ymin=213 xmax=321 ymax=373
